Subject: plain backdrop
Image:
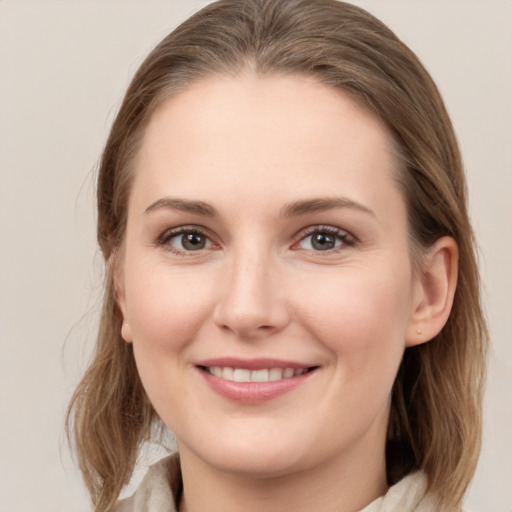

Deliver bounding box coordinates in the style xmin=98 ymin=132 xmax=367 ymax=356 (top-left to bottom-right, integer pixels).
xmin=0 ymin=1 xmax=510 ymax=510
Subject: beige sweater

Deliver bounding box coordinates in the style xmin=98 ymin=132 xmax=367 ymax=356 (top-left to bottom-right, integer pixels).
xmin=114 ymin=453 xmax=444 ymax=512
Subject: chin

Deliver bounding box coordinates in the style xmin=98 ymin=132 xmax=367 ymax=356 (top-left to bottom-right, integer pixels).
xmin=179 ymin=431 xmax=313 ymax=479
xmin=212 ymin=453 xmax=307 ymax=479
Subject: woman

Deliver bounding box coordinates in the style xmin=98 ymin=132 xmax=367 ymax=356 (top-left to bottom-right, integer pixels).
xmin=67 ymin=0 xmax=488 ymax=510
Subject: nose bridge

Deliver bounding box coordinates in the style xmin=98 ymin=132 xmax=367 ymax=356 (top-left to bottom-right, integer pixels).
xmin=213 ymin=241 xmax=289 ymax=338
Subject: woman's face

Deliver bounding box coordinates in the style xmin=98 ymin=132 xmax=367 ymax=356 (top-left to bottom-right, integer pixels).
xmin=118 ymin=74 xmax=424 ymax=478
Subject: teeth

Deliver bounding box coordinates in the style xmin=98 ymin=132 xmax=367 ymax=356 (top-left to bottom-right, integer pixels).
xmin=251 ymin=369 xmax=269 ymax=382
xmin=283 ymin=368 xmax=295 ymax=378
xmin=222 ymin=367 xmax=234 ymax=380
xmin=233 ymin=369 xmax=251 ymax=382
xmin=206 ymin=366 xmax=308 ymax=382
xmin=269 ymin=368 xmax=283 ymax=381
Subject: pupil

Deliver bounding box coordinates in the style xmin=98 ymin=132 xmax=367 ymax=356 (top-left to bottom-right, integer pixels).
xmin=312 ymin=233 xmax=335 ymax=250
xmin=183 ymin=233 xmax=205 ymax=250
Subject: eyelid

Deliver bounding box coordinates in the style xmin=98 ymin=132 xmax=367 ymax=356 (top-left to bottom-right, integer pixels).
xmin=157 ymin=225 xmax=220 ymax=254
xmin=155 ymin=223 xmax=356 ymax=256
xmin=291 ymin=225 xmax=357 ymax=252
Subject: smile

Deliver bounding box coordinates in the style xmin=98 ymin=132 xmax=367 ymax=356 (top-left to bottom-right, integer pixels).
xmin=201 ymin=366 xmax=311 ymax=382
xmin=196 ymin=359 xmax=318 ymax=404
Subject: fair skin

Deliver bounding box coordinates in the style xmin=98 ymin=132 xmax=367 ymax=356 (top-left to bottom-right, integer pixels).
xmin=117 ymin=73 xmax=457 ymax=512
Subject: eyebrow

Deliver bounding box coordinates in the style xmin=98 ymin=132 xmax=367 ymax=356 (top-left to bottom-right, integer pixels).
xmin=281 ymin=197 xmax=376 ymax=218
xmin=144 ymin=198 xmax=219 ymax=217
xmin=144 ymin=196 xmax=375 ymax=219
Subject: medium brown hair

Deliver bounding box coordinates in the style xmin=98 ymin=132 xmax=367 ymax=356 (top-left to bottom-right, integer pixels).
xmin=67 ymin=1 xmax=488 ymax=510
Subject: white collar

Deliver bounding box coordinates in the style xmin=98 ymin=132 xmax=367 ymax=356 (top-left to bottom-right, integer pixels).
xmin=116 ymin=452 xmax=440 ymax=512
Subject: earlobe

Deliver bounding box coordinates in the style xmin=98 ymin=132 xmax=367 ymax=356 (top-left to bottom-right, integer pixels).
xmin=115 ymin=281 xmax=134 ymax=344
xmin=406 ymin=237 xmax=458 ymax=347
xmin=121 ymin=321 xmax=133 ymax=343
xmin=110 ymin=249 xmax=133 ymax=343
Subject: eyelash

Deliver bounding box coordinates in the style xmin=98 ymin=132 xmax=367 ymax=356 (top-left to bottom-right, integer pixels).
xmin=293 ymin=225 xmax=356 ymax=253
xmin=157 ymin=226 xmax=217 ymax=256
xmin=157 ymin=225 xmax=356 ymax=256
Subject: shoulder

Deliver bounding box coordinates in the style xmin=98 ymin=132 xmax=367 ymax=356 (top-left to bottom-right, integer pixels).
xmin=358 ymin=472 xmax=427 ymax=512
xmin=360 ymin=471 xmax=451 ymax=512
xmin=360 ymin=472 xmax=471 ymax=512
xmin=113 ymin=452 xmax=182 ymax=512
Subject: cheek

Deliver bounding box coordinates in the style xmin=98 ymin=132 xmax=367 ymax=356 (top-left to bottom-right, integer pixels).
xmin=291 ymin=264 xmax=413 ymax=441
xmin=294 ymin=263 xmax=412 ymax=373
xmin=123 ymin=259 xmax=218 ymax=365
xmin=123 ymin=261 xmax=218 ymax=418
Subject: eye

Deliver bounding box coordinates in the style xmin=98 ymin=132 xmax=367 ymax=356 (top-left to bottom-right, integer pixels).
xmin=160 ymin=228 xmax=214 ymax=253
xmin=296 ymin=227 xmax=355 ymax=252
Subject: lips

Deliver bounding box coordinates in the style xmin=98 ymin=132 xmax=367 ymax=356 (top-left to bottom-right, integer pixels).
xmin=196 ymin=358 xmax=318 ymax=404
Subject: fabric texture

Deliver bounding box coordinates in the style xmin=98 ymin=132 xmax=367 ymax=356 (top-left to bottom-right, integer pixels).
xmin=114 ymin=454 xmax=182 ymax=512
xmin=114 ymin=452 xmax=446 ymax=512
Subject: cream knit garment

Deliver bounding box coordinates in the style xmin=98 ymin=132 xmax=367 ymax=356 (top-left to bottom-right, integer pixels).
xmin=114 ymin=453 xmax=442 ymax=512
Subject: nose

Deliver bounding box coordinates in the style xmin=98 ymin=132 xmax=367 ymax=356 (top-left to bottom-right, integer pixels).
xmin=212 ymin=251 xmax=290 ymax=339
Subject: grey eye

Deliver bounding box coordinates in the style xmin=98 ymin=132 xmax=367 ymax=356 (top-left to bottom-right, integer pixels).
xmin=297 ymin=230 xmax=348 ymax=251
xmin=182 ymin=233 xmax=206 ymax=250
xmin=168 ymin=231 xmax=211 ymax=251
xmin=310 ymin=232 xmax=336 ymax=250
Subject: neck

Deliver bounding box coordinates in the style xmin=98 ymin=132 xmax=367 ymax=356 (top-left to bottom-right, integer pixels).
xmin=177 ymin=430 xmax=388 ymax=512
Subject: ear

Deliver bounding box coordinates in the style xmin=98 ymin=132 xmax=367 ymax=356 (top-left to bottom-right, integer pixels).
xmin=110 ymin=250 xmax=133 ymax=343
xmin=406 ymin=237 xmax=458 ymax=347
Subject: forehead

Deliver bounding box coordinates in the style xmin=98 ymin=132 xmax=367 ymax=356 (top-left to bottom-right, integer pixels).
xmin=131 ymin=73 xmax=401 ymax=218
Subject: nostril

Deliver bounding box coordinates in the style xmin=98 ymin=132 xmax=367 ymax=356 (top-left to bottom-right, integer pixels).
xmin=212 ymin=283 xmax=291 ymax=338
xmin=218 ymin=322 xmax=276 ymax=337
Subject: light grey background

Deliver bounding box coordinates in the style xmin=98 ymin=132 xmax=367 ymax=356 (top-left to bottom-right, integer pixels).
xmin=0 ymin=1 xmax=510 ymax=510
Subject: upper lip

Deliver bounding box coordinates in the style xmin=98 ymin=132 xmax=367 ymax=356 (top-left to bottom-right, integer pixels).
xmin=195 ymin=357 xmax=316 ymax=370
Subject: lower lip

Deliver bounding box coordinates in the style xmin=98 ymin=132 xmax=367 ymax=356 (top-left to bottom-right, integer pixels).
xmin=198 ymin=368 xmax=315 ymax=404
